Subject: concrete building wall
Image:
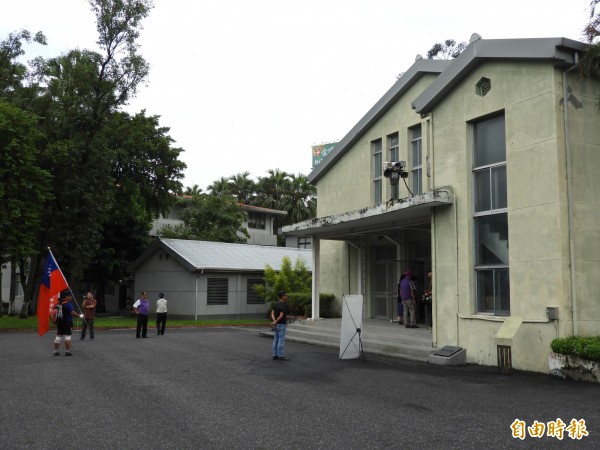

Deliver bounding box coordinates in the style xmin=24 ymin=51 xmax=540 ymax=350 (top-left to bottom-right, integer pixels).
xmin=133 ymin=251 xmax=269 ymax=318
xmin=315 ymin=75 xmax=440 ymax=314
xmin=430 ymin=60 xmax=600 ymax=372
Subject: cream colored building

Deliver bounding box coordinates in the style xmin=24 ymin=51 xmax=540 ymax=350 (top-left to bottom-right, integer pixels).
xmin=283 ymin=35 xmax=600 ymax=373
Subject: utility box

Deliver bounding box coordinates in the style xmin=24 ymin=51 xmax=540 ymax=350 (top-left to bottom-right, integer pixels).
xmin=546 ymin=307 xmax=559 ymax=320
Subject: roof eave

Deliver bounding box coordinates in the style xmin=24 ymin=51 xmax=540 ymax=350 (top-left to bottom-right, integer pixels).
xmin=308 ymin=59 xmax=450 ymax=185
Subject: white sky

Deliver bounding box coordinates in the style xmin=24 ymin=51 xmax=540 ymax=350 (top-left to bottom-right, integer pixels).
xmin=2 ymin=0 xmax=591 ymax=190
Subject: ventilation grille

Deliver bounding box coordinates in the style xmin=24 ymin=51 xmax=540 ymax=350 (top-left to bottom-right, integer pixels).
xmin=476 ymin=77 xmax=491 ymax=96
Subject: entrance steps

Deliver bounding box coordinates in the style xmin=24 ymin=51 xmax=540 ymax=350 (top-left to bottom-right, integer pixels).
xmin=260 ymin=318 xmax=437 ymax=362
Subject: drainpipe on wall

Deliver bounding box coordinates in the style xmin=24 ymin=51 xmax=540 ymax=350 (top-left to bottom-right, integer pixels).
xmin=311 ymin=237 xmax=320 ymax=320
xmin=563 ymin=53 xmax=580 ymax=336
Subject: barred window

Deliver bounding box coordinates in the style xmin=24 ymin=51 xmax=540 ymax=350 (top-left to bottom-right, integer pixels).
xmin=247 ymin=278 xmax=265 ymax=304
xmin=207 ymin=278 xmax=228 ymax=305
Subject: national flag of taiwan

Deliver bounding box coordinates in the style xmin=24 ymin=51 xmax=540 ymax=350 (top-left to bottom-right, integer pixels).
xmin=37 ymin=251 xmax=69 ymax=336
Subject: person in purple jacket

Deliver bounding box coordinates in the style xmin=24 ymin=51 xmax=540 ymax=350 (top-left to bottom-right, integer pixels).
xmin=133 ymin=291 xmax=150 ymax=338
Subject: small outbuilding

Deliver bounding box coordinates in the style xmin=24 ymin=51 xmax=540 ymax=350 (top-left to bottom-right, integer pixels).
xmin=129 ymin=238 xmax=312 ymax=319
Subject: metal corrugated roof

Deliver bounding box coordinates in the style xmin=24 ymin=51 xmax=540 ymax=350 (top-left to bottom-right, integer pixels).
xmin=159 ymin=238 xmax=312 ymax=272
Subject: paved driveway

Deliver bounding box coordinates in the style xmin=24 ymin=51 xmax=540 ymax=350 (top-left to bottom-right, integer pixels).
xmin=0 ymin=327 xmax=597 ymax=449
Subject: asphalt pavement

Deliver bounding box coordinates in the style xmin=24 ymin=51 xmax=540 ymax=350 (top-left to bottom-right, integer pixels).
xmin=0 ymin=326 xmax=598 ymax=449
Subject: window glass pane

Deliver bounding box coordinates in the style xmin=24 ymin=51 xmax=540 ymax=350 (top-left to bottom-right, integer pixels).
xmin=373 ymin=179 xmax=382 ymax=204
xmin=412 ymin=168 xmax=422 ymax=195
xmin=476 ymin=268 xmax=510 ymax=314
xmin=373 ymin=152 xmax=382 ymax=177
xmin=474 ymin=115 xmax=505 ymax=167
xmin=474 ymin=169 xmax=491 ymax=212
xmin=492 ymin=166 xmax=507 ymax=209
xmin=475 ymin=213 xmax=509 ymax=265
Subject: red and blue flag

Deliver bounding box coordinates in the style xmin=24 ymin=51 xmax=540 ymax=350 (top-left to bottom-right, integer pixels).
xmin=37 ymin=251 xmax=69 ymax=336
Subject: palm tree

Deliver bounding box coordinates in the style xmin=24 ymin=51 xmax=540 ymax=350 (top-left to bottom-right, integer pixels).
xmin=253 ymin=169 xmax=290 ymax=210
xmin=183 ymin=184 xmax=203 ymax=196
xmin=285 ymin=173 xmax=316 ymax=224
xmin=207 ymin=176 xmax=232 ymax=196
xmin=228 ymin=171 xmax=255 ymax=204
xmin=582 ymin=1 xmax=600 ymax=111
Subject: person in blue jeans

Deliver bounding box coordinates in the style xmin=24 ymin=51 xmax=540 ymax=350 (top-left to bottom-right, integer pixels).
xmin=271 ymin=291 xmax=289 ymax=361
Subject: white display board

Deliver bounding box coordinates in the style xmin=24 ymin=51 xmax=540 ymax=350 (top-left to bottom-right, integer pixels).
xmin=339 ymin=295 xmax=364 ymax=359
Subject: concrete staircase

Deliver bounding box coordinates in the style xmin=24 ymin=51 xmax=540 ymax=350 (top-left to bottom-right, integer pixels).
xmin=260 ymin=318 xmax=437 ymax=362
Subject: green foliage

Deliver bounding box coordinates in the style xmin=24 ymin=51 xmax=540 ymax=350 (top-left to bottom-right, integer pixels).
xmin=254 ymin=256 xmax=311 ymax=305
xmin=426 ymin=39 xmax=467 ymax=60
xmin=285 ymin=292 xmax=337 ymax=318
xmin=158 ymin=193 xmax=249 ymax=243
xmin=0 ymin=100 xmax=52 ymax=264
xmin=551 ymin=336 xmax=600 ymax=361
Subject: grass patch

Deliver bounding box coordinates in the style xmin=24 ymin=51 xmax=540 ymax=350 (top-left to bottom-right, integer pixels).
xmin=0 ymin=315 xmax=270 ymax=331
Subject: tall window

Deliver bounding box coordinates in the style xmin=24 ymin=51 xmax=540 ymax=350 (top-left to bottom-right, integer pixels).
xmin=207 ymin=278 xmax=228 ymax=305
xmin=372 ymin=139 xmax=382 ymax=204
xmin=410 ymin=126 xmax=422 ymax=195
xmin=473 ymin=114 xmax=509 ymax=315
xmin=388 ymin=133 xmax=399 ymax=199
xmin=387 ymin=133 xmax=399 ymax=161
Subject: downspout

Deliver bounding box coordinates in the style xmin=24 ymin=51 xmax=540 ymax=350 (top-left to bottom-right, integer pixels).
xmin=562 ymin=53 xmax=579 ymax=335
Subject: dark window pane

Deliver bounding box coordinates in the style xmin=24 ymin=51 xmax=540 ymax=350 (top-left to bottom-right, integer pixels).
xmin=474 ymin=115 xmax=505 ymax=167
xmin=474 ymin=169 xmax=491 ymax=212
xmin=492 ymin=166 xmax=507 ymax=209
xmin=476 ymin=268 xmax=510 ymax=314
xmin=475 ymin=213 xmax=509 ymax=265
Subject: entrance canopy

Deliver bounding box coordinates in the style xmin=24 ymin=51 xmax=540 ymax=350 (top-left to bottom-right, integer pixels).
xmin=282 ymin=189 xmax=453 ymax=241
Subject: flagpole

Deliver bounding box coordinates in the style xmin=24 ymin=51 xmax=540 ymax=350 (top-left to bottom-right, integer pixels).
xmin=47 ymin=248 xmax=85 ymax=317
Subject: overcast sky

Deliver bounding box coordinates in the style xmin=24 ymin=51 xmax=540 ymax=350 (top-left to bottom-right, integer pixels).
xmin=2 ymin=0 xmax=591 ymax=190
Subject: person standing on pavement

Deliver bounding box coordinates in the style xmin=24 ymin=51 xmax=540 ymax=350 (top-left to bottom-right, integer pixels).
xmin=271 ymin=291 xmax=289 ymax=361
xmin=156 ymin=293 xmax=167 ymax=336
xmin=80 ymin=291 xmax=97 ymax=341
xmin=400 ymin=271 xmax=419 ymax=328
xmin=133 ymin=291 xmax=150 ymax=338
xmin=53 ymin=290 xmax=84 ymax=356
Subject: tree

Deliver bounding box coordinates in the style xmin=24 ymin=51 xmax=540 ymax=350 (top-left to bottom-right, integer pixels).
xmin=207 ymin=176 xmax=232 ymax=196
xmin=426 ymin=39 xmax=467 ymax=60
xmin=158 ymin=194 xmax=249 ymax=243
xmin=0 ymin=100 xmax=52 ymax=317
xmin=228 ymin=171 xmax=255 ymax=204
xmin=84 ymin=110 xmax=185 ymax=310
xmin=254 ymin=256 xmax=311 ymax=305
xmin=184 ymin=184 xmax=203 ymax=196
xmin=582 ymin=0 xmax=600 ymax=110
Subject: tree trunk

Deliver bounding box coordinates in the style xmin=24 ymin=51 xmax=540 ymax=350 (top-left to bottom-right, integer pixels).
xmin=0 ymin=263 xmax=3 ymax=317
xmin=8 ymin=259 xmax=17 ymax=315
xmin=20 ymin=255 xmax=40 ymax=318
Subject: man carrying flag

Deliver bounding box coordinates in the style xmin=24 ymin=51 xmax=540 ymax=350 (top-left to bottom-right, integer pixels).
xmin=52 ymin=290 xmax=83 ymax=357
xmin=37 ymin=250 xmax=83 ymax=356
xmin=37 ymin=250 xmax=69 ymax=337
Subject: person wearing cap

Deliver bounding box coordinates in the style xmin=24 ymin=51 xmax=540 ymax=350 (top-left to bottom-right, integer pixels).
xmin=53 ymin=290 xmax=84 ymax=356
xmin=155 ymin=292 xmax=168 ymax=336
xmin=271 ymin=291 xmax=289 ymax=361
xmin=400 ymin=271 xmax=419 ymax=329
xmin=133 ymin=291 xmax=150 ymax=338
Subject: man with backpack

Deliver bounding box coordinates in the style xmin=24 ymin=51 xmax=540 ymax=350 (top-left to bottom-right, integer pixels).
xmin=53 ymin=290 xmax=84 ymax=356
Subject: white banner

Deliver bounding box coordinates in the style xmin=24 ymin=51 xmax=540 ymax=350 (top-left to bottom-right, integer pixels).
xmin=339 ymin=295 xmax=364 ymax=359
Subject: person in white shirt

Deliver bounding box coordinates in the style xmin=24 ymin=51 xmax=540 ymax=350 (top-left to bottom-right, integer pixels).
xmin=156 ymin=293 xmax=168 ymax=335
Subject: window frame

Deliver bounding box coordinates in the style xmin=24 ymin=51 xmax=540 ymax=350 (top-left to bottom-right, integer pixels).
xmin=372 ymin=139 xmax=383 ymax=205
xmin=410 ymin=126 xmax=422 ymax=195
xmin=472 ymin=114 xmax=509 ymax=316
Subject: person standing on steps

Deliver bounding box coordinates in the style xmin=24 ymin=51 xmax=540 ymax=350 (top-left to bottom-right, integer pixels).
xmin=400 ymin=271 xmax=419 ymax=329
xmin=271 ymin=291 xmax=289 ymax=361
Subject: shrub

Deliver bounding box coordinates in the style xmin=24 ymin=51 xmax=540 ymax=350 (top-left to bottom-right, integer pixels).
xmin=551 ymin=336 xmax=600 ymax=361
